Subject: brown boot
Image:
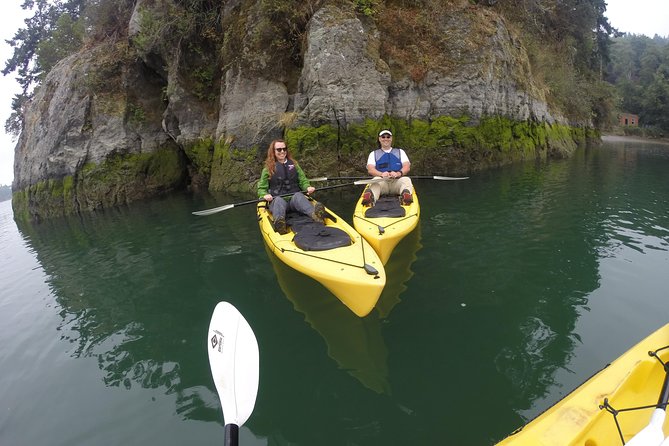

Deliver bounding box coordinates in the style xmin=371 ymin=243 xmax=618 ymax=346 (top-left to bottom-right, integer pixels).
xmin=274 ymin=217 xmax=289 ymax=234
xmin=312 ymin=202 xmax=327 ymax=224
xmin=361 ymin=189 xmax=374 ymax=207
xmin=401 ymin=189 xmax=413 ymax=205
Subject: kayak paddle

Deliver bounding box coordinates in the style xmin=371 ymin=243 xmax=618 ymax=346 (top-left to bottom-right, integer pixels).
xmin=309 ymin=175 xmax=469 ymax=181
xmin=192 ymin=179 xmax=375 ymax=216
xmin=207 ymin=301 xmax=259 ymax=446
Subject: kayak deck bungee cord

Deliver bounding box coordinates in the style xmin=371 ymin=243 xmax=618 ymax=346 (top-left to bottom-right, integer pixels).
xmin=257 ymin=201 xmax=385 ymax=317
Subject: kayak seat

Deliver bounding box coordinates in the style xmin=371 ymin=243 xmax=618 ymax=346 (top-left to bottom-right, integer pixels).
xmin=365 ymin=195 xmax=406 ymax=218
xmin=286 ymin=213 xmax=352 ymax=251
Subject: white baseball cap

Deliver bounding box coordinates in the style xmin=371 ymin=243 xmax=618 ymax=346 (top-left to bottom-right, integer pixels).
xmin=379 ymin=130 xmax=392 ymax=136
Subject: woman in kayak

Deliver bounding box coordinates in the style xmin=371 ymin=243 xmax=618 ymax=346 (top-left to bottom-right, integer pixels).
xmin=257 ymin=139 xmax=327 ymax=234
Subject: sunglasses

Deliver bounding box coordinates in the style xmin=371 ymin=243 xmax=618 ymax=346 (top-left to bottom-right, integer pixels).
xmin=380 ymin=135 xmax=392 ymax=139
xmin=275 ymin=147 xmax=287 ymax=152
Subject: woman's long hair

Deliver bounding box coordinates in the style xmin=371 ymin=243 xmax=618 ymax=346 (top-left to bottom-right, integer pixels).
xmin=264 ymin=139 xmax=297 ymax=177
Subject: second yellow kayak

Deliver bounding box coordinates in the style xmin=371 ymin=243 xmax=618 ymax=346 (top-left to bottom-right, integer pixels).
xmin=352 ymin=188 xmax=420 ymax=264
xmin=497 ymin=323 xmax=669 ymax=445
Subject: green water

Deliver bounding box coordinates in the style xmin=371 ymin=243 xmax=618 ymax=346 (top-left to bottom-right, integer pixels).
xmin=1 ymin=139 xmax=668 ymax=445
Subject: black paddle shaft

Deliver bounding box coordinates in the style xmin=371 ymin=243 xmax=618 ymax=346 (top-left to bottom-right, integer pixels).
xmin=225 ymin=423 xmax=239 ymax=446
xmin=657 ymin=365 xmax=669 ymax=408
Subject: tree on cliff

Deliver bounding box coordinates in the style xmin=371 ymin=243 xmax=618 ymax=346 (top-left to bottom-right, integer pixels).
xmin=3 ymin=0 xmax=85 ymax=136
xmin=0 ymin=185 xmax=11 ymax=202
xmin=3 ymin=0 xmax=136 ymax=137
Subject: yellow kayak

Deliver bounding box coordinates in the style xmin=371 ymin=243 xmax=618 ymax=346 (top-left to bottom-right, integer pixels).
xmin=258 ymin=201 xmax=385 ymax=317
xmin=352 ymin=188 xmax=420 ymax=264
xmin=497 ymin=323 xmax=669 ymax=445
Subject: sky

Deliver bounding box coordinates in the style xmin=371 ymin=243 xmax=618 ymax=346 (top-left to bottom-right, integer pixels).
xmin=0 ymin=0 xmax=669 ymax=187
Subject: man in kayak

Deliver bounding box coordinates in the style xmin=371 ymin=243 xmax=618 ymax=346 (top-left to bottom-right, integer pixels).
xmin=258 ymin=139 xmax=327 ymax=234
xmin=362 ymin=130 xmax=414 ymax=206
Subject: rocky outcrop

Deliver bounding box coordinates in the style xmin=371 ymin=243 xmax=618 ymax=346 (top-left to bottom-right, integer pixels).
xmin=294 ymin=6 xmax=391 ymax=127
xmin=12 ymin=0 xmax=591 ymax=220
xmin=294 ymin=5 xmax=557 ymax=127
xmin=216 ymin=68 xmax=289 ymax=149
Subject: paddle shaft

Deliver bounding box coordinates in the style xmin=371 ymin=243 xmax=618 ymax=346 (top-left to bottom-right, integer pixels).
xmin=657 ymin=366 xmax=669 ymax=408
xmin=241 ymin=182 xmax=359 ymax=206
xmin=193 ymin=180 xmax=372 ymax=216
xmin=310 ymin=175 xmax=468 ymax=181
xmin=225 ymin=424 xmax=239 ymax=446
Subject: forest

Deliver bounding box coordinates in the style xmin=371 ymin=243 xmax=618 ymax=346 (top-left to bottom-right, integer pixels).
xmin=607 ymin=34 xmax=669 ymax=136
xmin=0 ymin=185 xmax=12 ymax=202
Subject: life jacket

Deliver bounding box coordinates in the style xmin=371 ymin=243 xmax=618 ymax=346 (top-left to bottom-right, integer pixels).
xmin=269 ymin=160 xmax=301 ymax=196
xmin=374 ymin=148 xmax=403 ymax=172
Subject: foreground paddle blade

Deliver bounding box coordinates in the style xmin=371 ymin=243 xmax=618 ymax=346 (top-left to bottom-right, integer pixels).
xmin=627 ymin=369 xmax=669 ymax=446
xmin=208 ymin=301 xmax=259 ymax=430
xmin=626 ymin=409 xmax=666 ymax=446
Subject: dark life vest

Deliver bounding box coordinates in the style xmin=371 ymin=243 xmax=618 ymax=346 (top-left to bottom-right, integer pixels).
xmin=269 ymin=160 xmax=301 ymax=196
xmin=374 ymin=148 xmax=403 ymax=172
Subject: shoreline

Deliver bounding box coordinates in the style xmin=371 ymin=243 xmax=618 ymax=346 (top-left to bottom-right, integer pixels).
xmin=601 ymin=134 xmax=669 ymax=146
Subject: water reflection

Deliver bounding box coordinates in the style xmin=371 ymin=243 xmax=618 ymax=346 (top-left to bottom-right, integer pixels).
xmin=265 ymin=246 xmax=391 ymax=394
xmin=8 ymin=140 xmax=669 ymax=444
xmin=418 ymin=160 xmax=602 ymax=432
xmin=376 ymin=225 xmax=422 ymax=319
xmin=14 ymin=195 xmax=246 ymax=423
xmin=262 ymin=226 xmax=421 ymax=395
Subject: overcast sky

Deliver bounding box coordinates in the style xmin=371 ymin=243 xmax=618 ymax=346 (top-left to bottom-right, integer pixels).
xmin=1 ymin=0 xmax=669 ymax=186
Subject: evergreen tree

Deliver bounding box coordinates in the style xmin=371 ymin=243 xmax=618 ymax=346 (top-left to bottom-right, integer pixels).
xmin=3 ymin=0 xmax=85 ymax=136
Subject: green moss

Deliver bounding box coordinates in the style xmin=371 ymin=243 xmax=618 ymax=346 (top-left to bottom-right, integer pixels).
xmin=12 ymin=177 xmax=70 ymax=221
xmin=209 ymin=139 xmax=258 ymax=193
xmin=184 ymin=138 xmax=214 ymax=176
xmin=11 ymin=188 xmax=30 ymax=221
xmin=280 ymin=115 xmax=585 ymax=177
xmin=77 ymin=148 xmax=184 ymax=208
xmin=14 ymin=147 xmax=185 ymax=220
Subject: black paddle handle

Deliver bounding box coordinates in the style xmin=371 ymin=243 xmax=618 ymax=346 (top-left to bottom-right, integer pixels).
xmin=225 ymin=423 xmax=239 ymax=446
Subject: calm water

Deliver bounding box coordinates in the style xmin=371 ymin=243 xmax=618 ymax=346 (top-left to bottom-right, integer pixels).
xmin=1 ymin=138 xmax=669 ymax=445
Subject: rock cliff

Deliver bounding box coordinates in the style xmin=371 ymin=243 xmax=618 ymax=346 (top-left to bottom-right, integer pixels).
xmin=12 ymin=0 xmax=594 ymax=220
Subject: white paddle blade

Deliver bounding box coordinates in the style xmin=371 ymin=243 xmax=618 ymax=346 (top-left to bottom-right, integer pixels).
xmin=354 ymin=178 xmax=388 ymax=185
xmin=193 ymin=204 xmax=235 ymax=216
xmin=433 ymin=176 xmax=469 ymax=180
xmin=626 ymin=408 xmax=667 ymax=446
xmin=208 ymin=301 xmax=259 ymax=427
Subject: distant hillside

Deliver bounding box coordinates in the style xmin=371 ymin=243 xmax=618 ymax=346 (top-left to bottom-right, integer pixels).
xmin=0 ymin=185 xmax=11 ymax=202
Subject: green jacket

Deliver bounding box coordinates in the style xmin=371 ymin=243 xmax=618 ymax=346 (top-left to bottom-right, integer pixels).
xmin=257 ymin=162 xmax=311 ymax=199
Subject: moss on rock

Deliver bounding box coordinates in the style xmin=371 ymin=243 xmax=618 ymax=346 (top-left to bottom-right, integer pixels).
xmin=209 ymin=139 xmax=259 ymax=193
xmin=279 ymin=116 xmax=586 ymax=179
xmin=13 ymin=146 xmax=185 ymax=221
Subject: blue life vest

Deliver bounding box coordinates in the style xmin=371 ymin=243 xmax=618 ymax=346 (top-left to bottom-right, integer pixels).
xmin=269 ymin=160 xmax=301 ymax=196
xmin=374 ymin=148 xmax=403 ymax=172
